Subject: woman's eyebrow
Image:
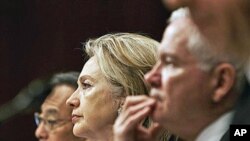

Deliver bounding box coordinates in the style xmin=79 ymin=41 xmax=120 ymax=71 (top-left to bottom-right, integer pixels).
xmin=79 ymin=75 xmax=96 ymax=83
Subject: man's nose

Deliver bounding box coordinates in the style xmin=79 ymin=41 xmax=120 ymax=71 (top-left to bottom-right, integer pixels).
xmin=35 ymin=122 xmax=48 ymax=140
xmin=144 ymin=62 xmax=162 ymax=88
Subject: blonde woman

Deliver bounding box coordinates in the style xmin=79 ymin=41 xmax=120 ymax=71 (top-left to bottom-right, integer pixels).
xmin=66 ymin=33 xmax=172 ymax=141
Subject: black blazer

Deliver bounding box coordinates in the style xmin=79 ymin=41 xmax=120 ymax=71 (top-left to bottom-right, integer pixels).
xmin=220 ymin=80 xmax=250 ymax=141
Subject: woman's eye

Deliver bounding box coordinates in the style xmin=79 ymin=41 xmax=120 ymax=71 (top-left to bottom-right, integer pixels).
xmin=83 ymin=83 xmax=91 ymax=87
xmin=82 ymin=82 xmax=92 ymax=89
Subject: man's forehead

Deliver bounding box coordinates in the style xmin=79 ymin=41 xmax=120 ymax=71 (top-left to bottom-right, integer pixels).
xmin=40 ymin=100 xmax=71 ymax=117
xmin=161 ymin=22 xmax=189 ymax=48
xmin=41 ymin=107 xmax=58 ymax=115
xmin=159 ymin=23 xmax=196 ymax=60
xmin=170 ymin=17 xmax=193 ymax=31
xmin=42 ymin=97 xmax=66 ymax=109
xmin=40 ymin=103 xmax=60 ymax=117
xmin=41 ymin=94 xmax=69 ymax=115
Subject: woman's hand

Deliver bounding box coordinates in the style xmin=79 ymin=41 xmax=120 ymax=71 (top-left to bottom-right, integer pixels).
xmin=113 ymin=95 xmax=164 ymax=141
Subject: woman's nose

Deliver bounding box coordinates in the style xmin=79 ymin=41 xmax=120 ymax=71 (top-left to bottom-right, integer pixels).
xmin=66 ymin=90 xmax=80 ymax=108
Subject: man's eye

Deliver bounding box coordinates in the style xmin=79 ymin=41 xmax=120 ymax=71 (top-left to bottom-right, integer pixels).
xmin=163 ymin=60 xmax=174 ymax=67
xmin=163 ymin=57 xmax=176 ymax=67
xmin=47 ymin=120 xmax=57 ymax=125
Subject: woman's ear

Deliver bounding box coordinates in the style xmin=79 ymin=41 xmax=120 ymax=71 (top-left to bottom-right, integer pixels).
xmin=117 ymin=97 xmax=125 ymax=115
xmin=212 ymin=63 xmax=236 ymax=103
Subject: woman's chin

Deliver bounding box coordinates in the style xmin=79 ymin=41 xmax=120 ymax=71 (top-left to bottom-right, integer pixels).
xmin=73 ymin=123 xmax=84 ymax=137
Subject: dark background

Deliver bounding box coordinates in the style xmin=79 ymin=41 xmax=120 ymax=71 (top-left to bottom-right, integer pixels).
xmin=0 ymin=0 xmax=170 ymax=140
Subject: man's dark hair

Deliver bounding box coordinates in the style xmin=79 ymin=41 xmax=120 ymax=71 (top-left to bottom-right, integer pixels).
xmin=49 ymin=71 xmax=79 ymax=89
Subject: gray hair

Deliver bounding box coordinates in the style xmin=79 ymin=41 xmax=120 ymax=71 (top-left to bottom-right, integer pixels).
xmin=169 ymin=7 xmax=246 ymax=92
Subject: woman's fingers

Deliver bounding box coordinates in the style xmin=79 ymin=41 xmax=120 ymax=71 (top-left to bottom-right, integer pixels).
xmin=123 ymin=95 xmax=154 ymax=110
xmin=114 ymin=95 xmax=156 ymax=141
xmin=122 ymin=106 xmax=151 ymax=129
xmin=137 ymin=122 xmax=166 ymax=141
xmin=118 ymin=96 xmax=156 ymax=125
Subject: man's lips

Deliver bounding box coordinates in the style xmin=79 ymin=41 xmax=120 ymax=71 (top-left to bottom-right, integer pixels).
xmin=150 ymin=89 xmax=164 ymax=102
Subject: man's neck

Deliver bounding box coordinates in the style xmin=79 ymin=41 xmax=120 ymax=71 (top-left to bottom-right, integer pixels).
xmin=195 ymin=111 xmax=234 ymax=141
xmin=177 ymin=111 xmax=231 ymax=141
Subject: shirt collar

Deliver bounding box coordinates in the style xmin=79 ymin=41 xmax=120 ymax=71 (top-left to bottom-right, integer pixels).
xmin=195 ymin=111 xmax=234 ymax=141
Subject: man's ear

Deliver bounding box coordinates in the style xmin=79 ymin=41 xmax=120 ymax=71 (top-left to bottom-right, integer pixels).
xmin=212 ymin=63 xmax=236 ymax=103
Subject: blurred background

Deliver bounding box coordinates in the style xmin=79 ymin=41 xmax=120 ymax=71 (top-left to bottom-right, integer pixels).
xmin=0 ymin=0 xmax=170 ymax=140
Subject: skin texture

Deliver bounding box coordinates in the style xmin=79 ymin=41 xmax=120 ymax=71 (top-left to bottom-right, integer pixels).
xmin=66 ymin=57 xmax=118 ymax=141
xmin=114 ymin=96 xmax=164 ymax=141
xmin=114 ymin=18 xmax=237 ymax=141
xmin=35 ymin=84 xmax=83 ymax=141
xmin=144 ymin=19 xmax=215 ymax=140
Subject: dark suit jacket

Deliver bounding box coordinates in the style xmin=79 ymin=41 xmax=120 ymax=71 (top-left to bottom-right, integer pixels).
xmin=220 ymin=80 xmax=250 ymax=141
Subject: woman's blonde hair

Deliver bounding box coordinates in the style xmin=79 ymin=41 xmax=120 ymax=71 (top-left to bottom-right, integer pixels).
xmin=84 ymin=33 xmax=158 ymax=97
xmin=84 ymin=33 xmax=175 ymax=141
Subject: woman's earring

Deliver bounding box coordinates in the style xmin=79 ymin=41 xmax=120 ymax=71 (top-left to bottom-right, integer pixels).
xmin=117 ymin=106 xmax=123 ymax=115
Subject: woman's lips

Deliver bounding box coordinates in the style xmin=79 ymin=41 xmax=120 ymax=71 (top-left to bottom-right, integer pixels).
xmin=71 ymin=115 xmax=82 ymax=124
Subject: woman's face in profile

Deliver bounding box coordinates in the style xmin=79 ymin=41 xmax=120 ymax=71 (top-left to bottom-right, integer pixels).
xmin=66 ymin=56 xmax=118 ymax=138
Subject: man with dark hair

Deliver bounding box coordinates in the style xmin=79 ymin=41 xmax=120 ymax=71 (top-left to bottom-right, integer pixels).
xmin=34 ymin=72 xmax=85 ymax=141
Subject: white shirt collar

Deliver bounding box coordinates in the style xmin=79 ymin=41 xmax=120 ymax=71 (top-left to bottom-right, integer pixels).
xmin=195 ymin=111 xmax=234 ymax=141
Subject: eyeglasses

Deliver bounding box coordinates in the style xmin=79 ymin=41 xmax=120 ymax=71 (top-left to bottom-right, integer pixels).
xmin=34 ymin=112 xmax=71 ymax=131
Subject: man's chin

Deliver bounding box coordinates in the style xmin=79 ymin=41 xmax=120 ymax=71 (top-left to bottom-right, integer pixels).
xmin=150 ymin=109 xmax=163 ymax=123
